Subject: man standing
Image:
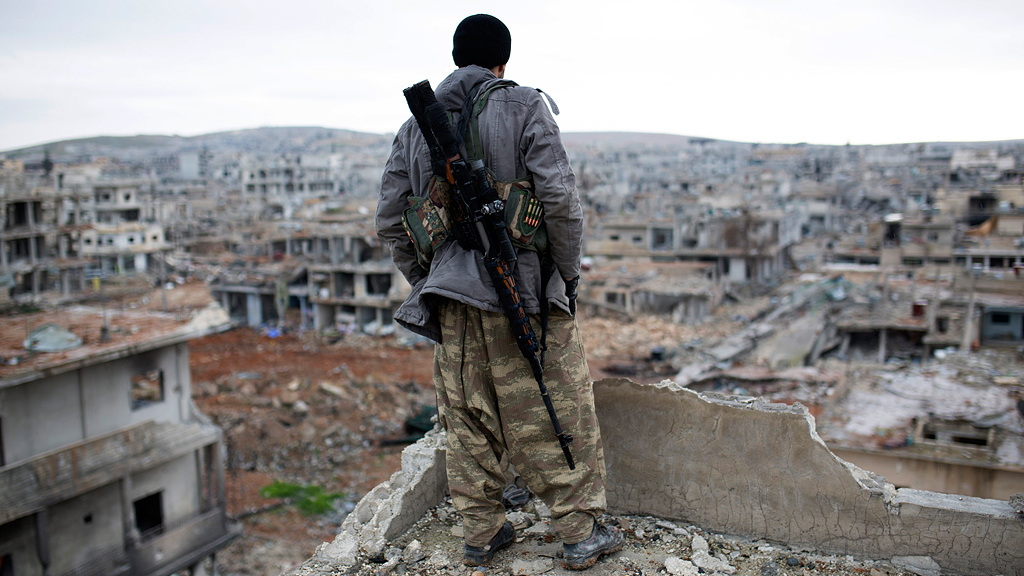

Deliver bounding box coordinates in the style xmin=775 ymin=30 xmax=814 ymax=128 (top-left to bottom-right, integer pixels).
xmin=375 ymin=14 xmax=622 ymax=570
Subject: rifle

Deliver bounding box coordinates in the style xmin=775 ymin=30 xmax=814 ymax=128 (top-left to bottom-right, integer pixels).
xmin=404 ymin=79 xmax=575 ymax=470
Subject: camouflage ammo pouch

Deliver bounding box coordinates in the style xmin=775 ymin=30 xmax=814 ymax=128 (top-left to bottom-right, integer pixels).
xmin=400 ymin=80 xmax=549 ymax=270
xmin=401 ymin=171 xmax=547 ymax=270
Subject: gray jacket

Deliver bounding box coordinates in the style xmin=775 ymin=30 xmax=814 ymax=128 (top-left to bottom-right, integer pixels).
xmin=376 ymin=65 xmax=583 ymax=341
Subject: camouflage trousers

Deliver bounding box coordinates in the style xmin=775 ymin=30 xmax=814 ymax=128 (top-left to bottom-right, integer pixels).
xmin=433 ymin=298 xmax=607 ymax=547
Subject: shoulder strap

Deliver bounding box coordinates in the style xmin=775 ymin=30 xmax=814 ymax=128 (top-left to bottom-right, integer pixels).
xmin=464 ymin=80 xmax=518 ymax=161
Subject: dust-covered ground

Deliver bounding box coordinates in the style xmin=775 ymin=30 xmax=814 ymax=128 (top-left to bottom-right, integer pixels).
xmin=190 ymin=327 xmax=438 ymax=575
xmin=309 ymin=496 xmax=914 ymax=576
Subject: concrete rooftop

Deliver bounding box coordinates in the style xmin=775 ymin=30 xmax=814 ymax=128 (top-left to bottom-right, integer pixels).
xmin=288 ymin=379 xmax=1024 ymax=576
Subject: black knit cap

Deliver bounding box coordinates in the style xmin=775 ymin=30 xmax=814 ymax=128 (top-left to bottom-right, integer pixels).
xmin=452 ymin=14 xmax=511 ymax=68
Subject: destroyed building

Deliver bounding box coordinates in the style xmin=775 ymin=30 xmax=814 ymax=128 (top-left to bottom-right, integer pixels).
xmin=210 ymin=260 xmax=310 ymax=328
xmin=588 ymin=208 xmax=801 ymax=285
xmin=582 ymin=260 xmax=722 ymax=323
xmin=239 ymin=156 xmax=338 ymax=220
xmin=305 ymin=221 xmax=410 ymax=335
xmin=0 ymin=304 xmax=238 ymax=576
xmin=205 ymin=218 xmax=410 ymax=334
xmin=1 ymin=162 xmax=93 ymax=300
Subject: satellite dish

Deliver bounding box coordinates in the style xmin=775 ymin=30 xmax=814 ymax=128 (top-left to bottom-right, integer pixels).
xmin=25 ymin=324 xmax=83 ymax=352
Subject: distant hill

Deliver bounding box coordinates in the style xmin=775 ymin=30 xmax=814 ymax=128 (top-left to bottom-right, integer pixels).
xmin=560 ymin=132 xmax=720 ymax=147
xmin=4 ymin=127 xmax=1022 ymax=163
xmin=1 ymin=126 xmax=391 ymax=162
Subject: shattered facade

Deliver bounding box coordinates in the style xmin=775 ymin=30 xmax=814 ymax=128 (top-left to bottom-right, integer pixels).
xmin=0 ymin=306 xmax=238 ymax=576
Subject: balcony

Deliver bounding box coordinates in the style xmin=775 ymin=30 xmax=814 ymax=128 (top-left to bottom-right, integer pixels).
xmin=0 ymin=421 xmax=219 ymax=525
xmin=50 ymin=508 xmax=240 ymax=576
xmin=131 ymin=507 xmax=240 ymax=576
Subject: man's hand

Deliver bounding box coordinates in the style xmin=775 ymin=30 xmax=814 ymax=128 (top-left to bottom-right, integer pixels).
xmin=564 ymin=275 xmax=580 ymax=317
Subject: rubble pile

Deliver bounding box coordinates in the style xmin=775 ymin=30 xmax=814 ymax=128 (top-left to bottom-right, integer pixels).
xmin=189 ymin=328 xmax=437 ymax=575
xmin=581 ymin=296 xmax=774 ymax=379
xmin=333 ymin=497 xmax=914 ymax=576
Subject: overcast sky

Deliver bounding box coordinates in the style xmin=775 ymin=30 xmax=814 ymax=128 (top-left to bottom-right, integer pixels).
xmin=2 ymin=0 xmax=1023 ymax=151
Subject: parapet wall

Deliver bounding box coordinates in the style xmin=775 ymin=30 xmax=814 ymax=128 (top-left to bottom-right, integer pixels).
xmin=297 ymin=378 xmax=1023 ymax=576
xmin=596 ymin=378 xmax=1023 ymax=576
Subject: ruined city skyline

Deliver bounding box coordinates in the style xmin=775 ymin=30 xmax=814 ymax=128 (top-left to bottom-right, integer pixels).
xmin=3 ymin=0 xmax=1024 ymax=151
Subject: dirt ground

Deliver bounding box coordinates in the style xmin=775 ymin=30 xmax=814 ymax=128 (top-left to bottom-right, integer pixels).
xmin=190 ymin=328 xmax=436 ymax=575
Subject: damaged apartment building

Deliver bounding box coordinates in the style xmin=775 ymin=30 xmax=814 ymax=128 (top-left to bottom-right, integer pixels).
xmin=208 ymin=219 xmax=410 ymax=334
xmin=1 ymin=161 xmax=92 ymax=300
xmin=582 ymin=260 xmax=722 ymax=323
xmin=0 ymin=305 xmax=238 ymax=576
xmin=2 ymin=159 xmax=173 ymax=302
xmin=588 ymin=207 xmax=802 ymax=286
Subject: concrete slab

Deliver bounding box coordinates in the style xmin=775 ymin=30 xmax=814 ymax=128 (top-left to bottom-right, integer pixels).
xmin=594 ymin=378 xmax=1024 ymax=575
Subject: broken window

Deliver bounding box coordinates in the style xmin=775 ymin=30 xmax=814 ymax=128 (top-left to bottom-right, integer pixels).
xmin=918 ymin=419 xmax=992 ymax=449
xmin=991 ymin=313 xmax=1011 ymax=325
xmin=133 ymin=492 xmax=164 ymax=540
xmin=366 ymin=274 xmax=392 ymax=296
xmin=936 ymin=317 xmax=949 ymax=333
xmin=130 ymin=369 xmax=164 ymax=410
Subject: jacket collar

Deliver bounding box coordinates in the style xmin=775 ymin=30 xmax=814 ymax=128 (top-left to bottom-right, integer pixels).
xmin=435 ymin=65 xmax=499 ymax=112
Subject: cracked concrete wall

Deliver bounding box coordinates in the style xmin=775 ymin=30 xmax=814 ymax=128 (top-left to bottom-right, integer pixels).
xmin=295 ymin=429 xmax=447 ymax=574
xmin=595 ymin=378 xmax=1024 ymax=576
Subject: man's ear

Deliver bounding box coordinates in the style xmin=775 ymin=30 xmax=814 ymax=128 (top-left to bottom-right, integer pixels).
xmin=493 ymin=64 xmax=506 ymax=78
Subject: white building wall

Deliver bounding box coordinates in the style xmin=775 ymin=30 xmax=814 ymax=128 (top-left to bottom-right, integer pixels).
xmin=47 ymin=483 xmax=123 ymax=575
xmin=0 ymin=371 xmax=84 ymax=463
xmin=78 ymin=346 xmax=186 ymax=437
xmin=130 ymin=455 xmax=200 ymax=525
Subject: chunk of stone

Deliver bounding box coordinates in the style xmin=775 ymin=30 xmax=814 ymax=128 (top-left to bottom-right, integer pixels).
xmin=402 ymin=540 xmax=425 ymax=564
xmin=293 ymin=399 xmax=310 ymax=414
xmin=665 ymin=556 xmax=699 ymax=576
xmin=1009 ymin=493 xmax=1024 ymax=514
xmin=691 ymin=534 xmax=709 ymax=552
xmin=691 ymin=550 xmax=736 ymax=574
xmin=760 ymin=561 xmax=781 ymax=576
xmin=507 ymin=510 xmax=534 ymax=530
xmin=533 ymin=501 xmax=551 ymax=518
xmin=511 ymin=558 xmax=553 ymax=575
xmin=786 ymin=556 xmax=801 ymax=567
xmin=427 ymin=551 xmax=450 ymax=568
xmin=450 ymin=525 xmax=464 ymax=538
xmin=523 ymin=521 xmax=551 ymax=535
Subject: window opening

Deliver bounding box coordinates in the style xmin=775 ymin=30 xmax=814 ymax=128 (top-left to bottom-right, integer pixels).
xmin=130 ymin=369 xmax=164 ymax=410
xmin=133 ymin=492 xmax=164 ymax=540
